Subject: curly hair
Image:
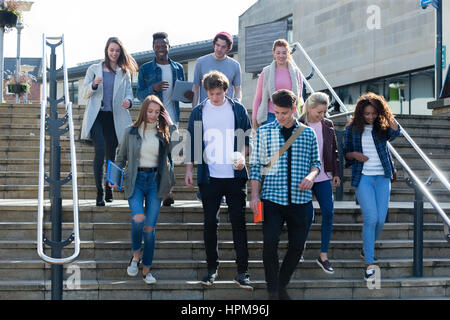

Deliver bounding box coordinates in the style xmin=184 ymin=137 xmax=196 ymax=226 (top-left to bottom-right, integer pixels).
xmin=347 ymin=92 xmax=395 ymax=139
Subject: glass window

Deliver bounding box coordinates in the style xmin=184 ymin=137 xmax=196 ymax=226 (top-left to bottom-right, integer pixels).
xmin=69 ymin=81 xmax=79 ymax=105
xmin=410 ymin=69 xmax=434 ymax=115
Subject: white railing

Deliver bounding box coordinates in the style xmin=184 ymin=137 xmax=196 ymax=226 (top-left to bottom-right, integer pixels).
xmin=37 ymin=34 xmax=80 ymax=265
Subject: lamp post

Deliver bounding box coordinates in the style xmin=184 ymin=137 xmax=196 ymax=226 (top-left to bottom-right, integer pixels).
xmin=15 ymin=1 xmax=33 ymax=103
xmin=15 ymin=20 xmax=23 ymax=103
xmin=0 ymin=0 xmax=5 ymax=103
xmin=0 ymin=0 xmax=33 ymax=103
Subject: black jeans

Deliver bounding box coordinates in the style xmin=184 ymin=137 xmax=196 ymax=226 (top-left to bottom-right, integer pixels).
xmin=90 ymin=111 xmax=118 ymax=198
xmin=262 ymin=200 xmax=310 ymax=292
xmin=199 ymin=178 xmax=249 ymax=274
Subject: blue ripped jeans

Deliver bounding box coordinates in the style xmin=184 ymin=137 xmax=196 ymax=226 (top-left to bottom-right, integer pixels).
xmin=128 ymin=171 xmax=162 ymax=268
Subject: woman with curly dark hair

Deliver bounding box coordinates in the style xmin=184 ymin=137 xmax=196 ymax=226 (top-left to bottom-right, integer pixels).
xmin=344 ymin=92 xmax=400 ymax=282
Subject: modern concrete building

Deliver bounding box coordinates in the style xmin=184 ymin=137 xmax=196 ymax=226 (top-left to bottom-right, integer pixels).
xmin=238 ymin=0 xmax=450 ymax=115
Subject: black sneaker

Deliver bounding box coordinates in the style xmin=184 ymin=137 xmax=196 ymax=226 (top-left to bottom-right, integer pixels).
xmin=364 ymin=266 xmax=376 ymax=281
xmin=316 ymin=257 xmax=335 ymax=274
xmin=360 ymin=250 xmax=378 ymax=262
xmin=234 ymin=272 xmax=253 ymax=291
xmin=200 ymin=269 xmax=218 ymax=286
xmin=162 ymin=194 xmax=174 ymax=207
xmin=278 ymin=287 xmax=292 ymax=300
xmin=268 ymin=291 xmax=278 ymax=300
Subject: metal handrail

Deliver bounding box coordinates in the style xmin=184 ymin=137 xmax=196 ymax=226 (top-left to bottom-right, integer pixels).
xmin=290 ymin=40 xmax=450 ymax=235
xmin=37 ymin=34 xmax=80 ymax=265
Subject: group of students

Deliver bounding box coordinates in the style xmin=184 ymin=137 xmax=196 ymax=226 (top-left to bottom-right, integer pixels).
xmin=80 ymin=32 xmax=400 ymax=300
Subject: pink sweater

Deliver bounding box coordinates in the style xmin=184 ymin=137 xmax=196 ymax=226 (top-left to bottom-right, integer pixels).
xmin=252 ymin=68 xmax=300 ymax=121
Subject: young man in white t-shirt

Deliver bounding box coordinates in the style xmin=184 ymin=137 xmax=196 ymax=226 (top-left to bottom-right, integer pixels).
xmin=185 ymin=71 xmax=252 ymax=290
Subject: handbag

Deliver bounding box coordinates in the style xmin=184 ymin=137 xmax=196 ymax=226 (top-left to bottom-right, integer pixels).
xmin=255 ymin=123 xmax=307 ymax=223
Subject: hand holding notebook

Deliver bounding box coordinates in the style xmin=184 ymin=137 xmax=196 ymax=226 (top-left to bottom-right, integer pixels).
xmin=106 ymin=160 xmax=124 ymax=191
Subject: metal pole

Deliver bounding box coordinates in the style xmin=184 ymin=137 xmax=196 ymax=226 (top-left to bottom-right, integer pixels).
xmin=413 ymin=185 xmax=424 ymax=277
xmin=436 ymin=0 xmax=443 ymax=98
xmin=15 ymin=22 xmax=23 ymax=103
xmin=49 ymin=44 xmax=63 ymax=301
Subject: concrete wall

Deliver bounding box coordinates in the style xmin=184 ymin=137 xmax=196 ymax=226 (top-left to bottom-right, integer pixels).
xmin=239 ymin=0 xmax=435 ymax=110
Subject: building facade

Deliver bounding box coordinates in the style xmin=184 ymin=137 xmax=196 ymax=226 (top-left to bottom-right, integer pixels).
xmin=238 ymin=0 xmax=450 ymax=115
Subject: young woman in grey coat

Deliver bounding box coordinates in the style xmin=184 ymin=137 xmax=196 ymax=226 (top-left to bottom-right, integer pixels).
xmin=80 ymin=37 xmax=138 ymax=206
xmin=110 ymin=95 xmax=178 ymax=284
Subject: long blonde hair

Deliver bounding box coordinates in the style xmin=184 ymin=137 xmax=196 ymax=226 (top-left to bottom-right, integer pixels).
xmin=133 ymin=95 xmax=170 ymax=144
xmin=300 ymin=92 xmax=330 ymax=123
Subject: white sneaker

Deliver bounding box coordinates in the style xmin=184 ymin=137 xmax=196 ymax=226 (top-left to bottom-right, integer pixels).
xmin=364 ymin=266 xmax=376 ymax=281
xmin=127 ymin=258 xmax=139 ymax=277
xmin=143 ymin=272 xmax=156 ymax=284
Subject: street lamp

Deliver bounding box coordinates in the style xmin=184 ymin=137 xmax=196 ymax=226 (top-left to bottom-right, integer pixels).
xmin=0 ymin=0 xmax=33 ymax=103
xmin=15 ymin=1 xmax=33 ymax=103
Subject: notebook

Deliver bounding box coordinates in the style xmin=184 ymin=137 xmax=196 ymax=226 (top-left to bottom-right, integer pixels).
xmin=106 ymin=160 xmax=124 ymax=191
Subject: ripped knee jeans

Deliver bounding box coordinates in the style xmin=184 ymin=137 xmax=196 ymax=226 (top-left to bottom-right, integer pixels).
xmin=128 ymin=172 xmax=162 ymax=268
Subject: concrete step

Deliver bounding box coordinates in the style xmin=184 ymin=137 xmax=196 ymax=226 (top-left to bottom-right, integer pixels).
xmin=1 ymin=258 xmax=449 ymax=282
xmin=0 ymin=239 xmax=448 ymax=262
xmin=1 ymin=171 xmax=449 ymax=194
xmin=1 ymin=200 xmax=449 ymax=225
xmin=0 ymin=221 xmax=446 ymax=242
xmin=2 ymin=184 xmax=449 ymax=202
xmin=0 ymin=277 xmax=448 ymax=300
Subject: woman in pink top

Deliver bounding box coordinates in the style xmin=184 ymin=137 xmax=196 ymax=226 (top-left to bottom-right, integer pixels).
xmin=252 ymin=39 xmax=303 ymax=130
xmin=299 ymin=92 xmax=341 ymax=275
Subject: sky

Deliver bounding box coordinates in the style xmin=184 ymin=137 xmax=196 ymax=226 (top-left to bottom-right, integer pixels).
xmin=3 ymin=0 xmax=258 ymax=68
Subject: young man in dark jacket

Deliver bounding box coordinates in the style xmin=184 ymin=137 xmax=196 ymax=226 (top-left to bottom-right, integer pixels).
xmin=185 ymin=71 xmax=252 ymax=290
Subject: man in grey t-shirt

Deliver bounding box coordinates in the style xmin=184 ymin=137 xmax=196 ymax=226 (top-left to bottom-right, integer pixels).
xmin=192 ymin=32 xmax=242 ymax=107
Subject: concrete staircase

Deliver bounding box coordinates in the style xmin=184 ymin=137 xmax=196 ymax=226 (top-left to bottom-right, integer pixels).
xmin=0 ymin=102 xmax=449 ymax=300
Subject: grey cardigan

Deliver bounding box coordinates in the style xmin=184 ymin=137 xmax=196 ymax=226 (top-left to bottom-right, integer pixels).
xmin=80 ymin=62 xmax=134 ymax=144
xmin=114 ymin=124 xmax=179 ymax=199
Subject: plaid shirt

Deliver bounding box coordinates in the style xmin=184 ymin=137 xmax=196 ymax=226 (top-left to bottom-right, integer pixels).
xmin=250 ymin=119 xmax=321 ymax=205
xmin=344 ymin=123 xmax=401 ymax=187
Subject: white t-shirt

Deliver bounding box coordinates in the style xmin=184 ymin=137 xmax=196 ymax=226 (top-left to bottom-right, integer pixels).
xmin=362 ymin=125 xmax=384 ymax=176
xmin=202 ymin=99 xmax=235 ymax=178
xmin=157 ymin=63 xmax=175 ymax=121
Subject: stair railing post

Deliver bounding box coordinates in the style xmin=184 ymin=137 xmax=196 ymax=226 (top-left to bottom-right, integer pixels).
xmin=46 ymin=39 xmax=66 ymax=300
xmin=405 ymin=176 xmax=432 ymax=278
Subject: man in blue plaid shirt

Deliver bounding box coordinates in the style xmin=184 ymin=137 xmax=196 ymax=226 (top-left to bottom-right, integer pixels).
xmin=250 ymin=89 xmax=321 ymax=300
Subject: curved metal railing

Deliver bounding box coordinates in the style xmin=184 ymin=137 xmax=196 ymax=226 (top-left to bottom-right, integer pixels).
xmin=37 ymin=34 xmax=80 ymax=265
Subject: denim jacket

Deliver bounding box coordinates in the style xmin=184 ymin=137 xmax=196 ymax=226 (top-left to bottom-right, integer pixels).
xmin=344 ymin=123 xmax=401 ymax=187
xmin=187 ymin=97 xmax=252 ymax=185
xmin=137 ymin=58 xmax=185 ymax=123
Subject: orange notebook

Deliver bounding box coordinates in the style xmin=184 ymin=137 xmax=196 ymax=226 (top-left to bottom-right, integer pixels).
xmin=254 ymin=201 xmax=264 ymax=223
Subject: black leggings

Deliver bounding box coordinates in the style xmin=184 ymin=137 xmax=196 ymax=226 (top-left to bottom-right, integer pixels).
xmin=90 ymin=111 xmax=118 ymax=197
